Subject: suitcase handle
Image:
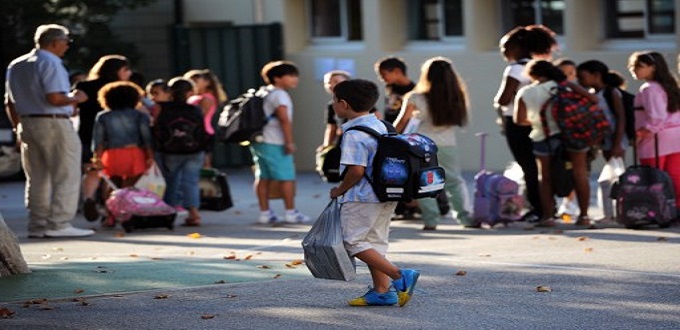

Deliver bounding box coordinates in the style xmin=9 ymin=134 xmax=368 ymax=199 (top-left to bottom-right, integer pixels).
xmin=475 ymin=132 xmax=488 ymax=171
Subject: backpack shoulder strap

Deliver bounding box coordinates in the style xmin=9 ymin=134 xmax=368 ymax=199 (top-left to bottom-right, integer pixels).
xmin=344 ymin=119 xmax=395 ymax=137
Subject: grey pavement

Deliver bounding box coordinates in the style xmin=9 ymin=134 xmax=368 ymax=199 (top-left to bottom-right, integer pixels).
xmin=1 ymin=169 xmax=680 ymax=329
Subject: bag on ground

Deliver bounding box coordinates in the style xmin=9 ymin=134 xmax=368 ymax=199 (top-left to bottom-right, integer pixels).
xmin=345 ymin=121 xmax=445 ymax=202
xmin=301 ymin=198 xmax=356 ymax=281
xmin=134 ymin=162 xmax=166 ymax=198
xmin=217 ymin=86 xmax=272 ymax=144
xmin=473 ymin=133 xmax=524 ymax=226
xmin=541 ymin=81 xmax=612 ymax=149
xmin=199 ymin=168 xmax=233 ymax=211
xmin=102 ymin=174 xmax=176 ymax=233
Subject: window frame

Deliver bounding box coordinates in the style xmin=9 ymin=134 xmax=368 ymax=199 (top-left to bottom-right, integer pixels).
xmin=406 ymin=0 xmax=465 ymax=42
xmin=500 ymin=0 xmax=565 ymax=36
xmin=307 ymin=0 xmax=362 ymax=44
xmin=605 ymin=0 xmax=676 ymax=39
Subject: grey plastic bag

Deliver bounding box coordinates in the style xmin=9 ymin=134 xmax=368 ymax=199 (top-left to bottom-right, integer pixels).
xmin=301 ymin=198 xmax=356 ymax=281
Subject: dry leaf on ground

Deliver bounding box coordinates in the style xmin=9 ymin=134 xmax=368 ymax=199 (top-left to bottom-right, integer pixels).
xmin=201 ymin=314 xmax=216 ymax=319
xmin=187 ymin=233 xmax=202 ymax=239
xmin=214 ymin=280 xmax=227 ymax=284
xmin=114 ymin=232 xmax=125 ymax=238
xmin=153 ymin=294 xmax=170 ymax=299
xmin=223 ymin=254 xmax=237 ymax=260
xmin=244 ymin=254 xmax=254 ymax=260
xmin=584 ymin=247 xmax=594 ymax=253
xmin=455 ymin=270 xmax=467 ymax=276
xmin=74 ymin=289 xmax=85 ymax=294
xmin=657 ymin=237 xmax=668 ymax=242
xmin=256 ymin=265 xmax=271 ymax=269
xmin=536 ymin=286 xmax=552 ymax=292
xmin=225 ymin=294 xmax=237 ymax=298
xmin=273 ymin=274 xmax=282 ymax=279
xmin=577 ymin=236 xmax=588 ymax=241
xmin=0 ymin=308 xmax=15 ymax=319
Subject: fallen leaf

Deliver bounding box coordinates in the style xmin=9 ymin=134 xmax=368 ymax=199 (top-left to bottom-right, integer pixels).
xmin=0 ymin=308 xmax=15 ymax=319
xmin=455 ymin=270 xmax=467 ymax=276
xmin=41 ymin=254 xmax=51 ymax=260
xmin=223 ymin=255 xmax=236 ymax=260
xmin=79 ymin=301 xmax=90 ymax=306
xmin=40 ymin=306 xmax=54 ymax=311
xmin=225 ymin=294 xmax=237 ymax=298
xmin=548 ymin=237 xmax=557 ymax=240
xmin=244 ymin=254 xmax=254 ymax=260
xmin=112 ymin=295 xmax=124 ymax=298
xmin=187 ymin=233 xmax=202 ymax=239
xmin=532 ymin=236 xmax=540 ymax=240
xmin=114 ymin=232 xmax=125 ymax=238
xmin=214 ymin=280 xmax=227 ymax=284
xmin=150 ymin=257 xmax=162 ymax=260
xmin=536 ymin=286 xmax=552 ymax=293
xmin=284 ymin=263 xmax=297 ymax=268
xmin=25 ymin=299 xmax=47 ymax=305
xmin=188 ymin=251 xmax=195 ymax=256
xmin=657 ymin=237 xmax=668 ymax=242
xmin=289 ymin=259 xmax=304 ymax=265
xmin=577 ymin=236 xmax=588 ymax=241
xmin=201 ymin=314 xmax=216 ymax=319
xmin=60 ymin=257 xmax=69 ymax=260
xmin=584 ymin=248 xmax=594 ymax=253
xmin=154 ymin=294 xmax=170 ymax=299
xmin=478 ymin=253 xmax=491 ymax=257
xmin=273 ymin=274 xmax=282 ymax=279
xmin=552 ymin=230 xmax=564 ymax=234
xmin=129 ymin=254 xmax=138 ymax=258
xmin=74 ymin=289 xmax=85 ymax=294
xmin=52 ymin=247 xmax=64 ymax=252
xmin=256 ymin=265 xmax=271 ymax=269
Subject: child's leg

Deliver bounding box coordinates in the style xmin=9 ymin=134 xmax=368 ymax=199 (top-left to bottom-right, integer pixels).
xmin=568 ymin=150 xmax=590 ymax=218
xmin=280 ymin=180 xmax=295 ymax=210
xmin=536 ymin=155 xmax=554 ymax=220
xmin=254 ymin=178 xmax=270 ymax=211
xmin=354 ymin=249 xmax=400 ymax=293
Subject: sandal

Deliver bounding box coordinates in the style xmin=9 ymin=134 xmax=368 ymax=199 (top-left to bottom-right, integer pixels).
xmin=575 ymin=215 xmax=591 ymax=226
xmin=182 ymin=217 xmax=201 ymax=227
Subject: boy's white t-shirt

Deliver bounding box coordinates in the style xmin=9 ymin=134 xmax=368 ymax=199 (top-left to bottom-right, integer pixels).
xmin=262 ymin=86 xmax=293 ymax=145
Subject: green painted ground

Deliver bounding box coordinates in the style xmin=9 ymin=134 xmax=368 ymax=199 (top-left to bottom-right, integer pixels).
xmin=0 ymin=259 xmax=309 ymax=303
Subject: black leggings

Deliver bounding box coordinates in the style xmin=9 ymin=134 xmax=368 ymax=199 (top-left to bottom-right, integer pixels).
xmin=504 ymin=117 xmax=542 ymax=218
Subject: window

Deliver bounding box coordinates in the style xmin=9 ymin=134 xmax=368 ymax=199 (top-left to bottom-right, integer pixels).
xmin=502 ymin=0 xmax=564 ymax=35
xmin=309 ymin=0 xmax=362 ymax=41
xmin=606 ymin=0 xmax=675 ymax=38
xmin=407 ymin=0 xmax=464 ymax=40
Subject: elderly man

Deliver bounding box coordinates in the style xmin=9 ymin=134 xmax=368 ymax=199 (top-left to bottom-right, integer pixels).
xmin=5 ymin=24 xmax=94 ymax=238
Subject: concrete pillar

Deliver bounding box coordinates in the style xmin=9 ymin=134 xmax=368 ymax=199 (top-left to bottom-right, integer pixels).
xmin=362 ymin=0 xmax=406 ymax=52
xmin=464 ymin=0 xmax=501 ymax=51
xmin=564 ymin=0 xmax=601 ymax=51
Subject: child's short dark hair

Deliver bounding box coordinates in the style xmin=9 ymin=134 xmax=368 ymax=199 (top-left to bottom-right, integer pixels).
xmin=167 ymin=77 xmax=196 ymax=103
xmin=333 ymin=79 xmax=379 ymax=112
xmin=260 ymin=61 xmax=299 ymax=84
xmin=98 ymin=81 xmax=143 ymax=110
xmin=375 ymin=56 xmax=407 ymax=74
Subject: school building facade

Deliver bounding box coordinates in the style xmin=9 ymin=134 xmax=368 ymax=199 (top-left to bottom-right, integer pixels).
xmin=113 ymin=0 xmax=680 ymax=172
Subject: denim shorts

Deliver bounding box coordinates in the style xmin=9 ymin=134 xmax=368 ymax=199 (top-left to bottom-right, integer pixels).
xmin=250 ymin=143 xmax=295 ymax=180
xmin=533 ymin=135 xmax=589 ymax=156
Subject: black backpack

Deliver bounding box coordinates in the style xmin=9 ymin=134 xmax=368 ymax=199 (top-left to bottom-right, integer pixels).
xmin=155 ymin=103 xmax=208 ymax=154
xmin=603 ymin=87 xmax=636 ymax=141
xmin=217 ymin=86 xmax=273 ymax=144
xmin=344 ymin=121 xmax=445 ymax=202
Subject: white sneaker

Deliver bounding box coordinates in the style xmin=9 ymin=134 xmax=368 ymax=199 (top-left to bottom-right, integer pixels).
xmin=44 ymin=225 xmax=95 ymax=238
xmin=284 ymin=210 xmax=311 ymax=224
xmin=557 ymin=198 xmax=578 ymax=216
xmin=258 ymin=211 xmax=283 ymax=226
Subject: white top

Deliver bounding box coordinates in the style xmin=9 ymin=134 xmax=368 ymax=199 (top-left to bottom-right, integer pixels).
xmin=262 ymin=86 xmax=293 ymax=145
xmin=499 ymin=60 xmax=531 ymax=117
xmin=403 ymin=92 xmax=457 ymax=146
xmin=515 ymin=80 xmax=560 ymax=142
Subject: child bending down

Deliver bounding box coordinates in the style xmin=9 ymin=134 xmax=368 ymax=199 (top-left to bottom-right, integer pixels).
xmin=329 ymin=79 xmax=419 ymax=307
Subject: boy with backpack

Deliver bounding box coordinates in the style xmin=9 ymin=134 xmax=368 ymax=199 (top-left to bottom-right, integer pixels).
xmin=330 ymin=79 xmax=419 ymax=307
xmin=251 ymin=61 xmax=310 ymax=225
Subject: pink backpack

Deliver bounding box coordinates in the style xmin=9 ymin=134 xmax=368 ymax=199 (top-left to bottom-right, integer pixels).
xmin=106 ymin=188 xmax=176 ymax=222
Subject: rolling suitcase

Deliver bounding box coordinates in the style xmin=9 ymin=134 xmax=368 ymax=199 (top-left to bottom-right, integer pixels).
xmin=611 ymin=135 xmax=676 ymax=229
xmin=473 ymin=133 xmax=524 ymax=226
xmin=101 ymin=174 xmax=176 ymax=233
xmin=199 ymin=168 xmax=233 ymax=211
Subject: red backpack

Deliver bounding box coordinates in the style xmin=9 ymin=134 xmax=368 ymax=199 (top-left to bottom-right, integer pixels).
xmin=540 ymin=81 xmax=611 ymax=149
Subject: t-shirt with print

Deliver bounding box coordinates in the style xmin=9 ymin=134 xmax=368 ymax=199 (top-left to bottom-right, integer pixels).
xmin=383 ymin=81 xmax=415 ymax=123
xmin=515 ymin=80 xmax=560 ymax=142
xmin=339 ymin=114 xmax=389 ymax=203
xmin=499 ymin=59 xmax=531 ymax=117
xmin=262 ymin=86 xmax=293 ymax=145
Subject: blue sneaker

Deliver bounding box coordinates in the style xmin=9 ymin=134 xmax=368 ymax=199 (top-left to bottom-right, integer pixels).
xmin=348 ymin=288 xmax=398 ymax=306
xmin=392 ymin=269 xmax=420 ymax=307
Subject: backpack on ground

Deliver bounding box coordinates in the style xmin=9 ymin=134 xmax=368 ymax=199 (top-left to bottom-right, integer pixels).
xmin=603 ymin=86 xmax=636 ymax=141
xmin=155 ymin=104 xmax=208 ymax=154
xmin=610 ymin=135 xmax=677 ymax=229
xmin=101 ymin=174 xmax=176 ymax=233
xmin=217 ymin=86 xmax=273 ymax=144
xmin=344 ymin=121 xmax=445 ymax=203
xmin=541 ymin=81 xmax=612 ymax=150
xmin=199 ymin=168 xmax=233 ymax=211
xmin=473 ymin=133 xmax=524 ymax=226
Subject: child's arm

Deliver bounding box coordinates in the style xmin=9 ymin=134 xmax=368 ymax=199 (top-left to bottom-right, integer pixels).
xmin=394 ymin=101 xmax=414 ymax=133
xmin=275 ymin=105 xmax=295 ymax=154
xmin=513 ymin=98 xmax=531 ymax=126
xmin=330 ymin=165 xmax=365 ymax=198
